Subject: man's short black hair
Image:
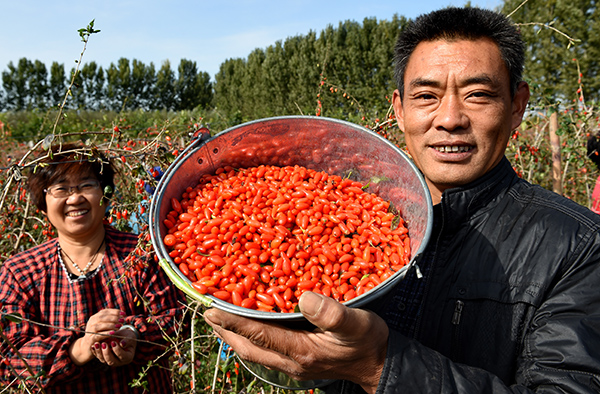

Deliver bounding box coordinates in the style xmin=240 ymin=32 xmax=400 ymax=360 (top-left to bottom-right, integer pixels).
xmin=393 ymin=7 xmax=525 ymax=99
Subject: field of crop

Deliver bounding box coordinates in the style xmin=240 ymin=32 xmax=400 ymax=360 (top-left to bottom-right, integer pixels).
xmin=0 ymin=23 xmax=598 ymax=387
xmin=0 ymin=95 xmax=597 ymax=393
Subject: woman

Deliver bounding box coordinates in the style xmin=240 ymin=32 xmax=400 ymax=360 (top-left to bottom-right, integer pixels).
xmin=588 ymin=134 xmax=600 ymax=214
xmin=0 ymin=143 xmax=187 ymax=393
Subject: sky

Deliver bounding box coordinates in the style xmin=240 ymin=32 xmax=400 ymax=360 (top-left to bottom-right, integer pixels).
xmin=1 ymin=0 xmax=502 ymax=81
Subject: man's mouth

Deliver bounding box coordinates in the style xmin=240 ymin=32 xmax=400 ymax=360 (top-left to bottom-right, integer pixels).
xmin=433 ymin=145 xmax=474 ymax=153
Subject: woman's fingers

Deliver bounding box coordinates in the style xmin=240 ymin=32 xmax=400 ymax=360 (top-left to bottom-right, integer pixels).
xmin=83 ymin=309 xmax=125 ymax=346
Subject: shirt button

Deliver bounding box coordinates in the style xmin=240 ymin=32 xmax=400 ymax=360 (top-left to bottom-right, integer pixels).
xmin=397 ymin=302 xmax=406 ymax=311
xmin=458 ymin=288 xmax=467 ymax=295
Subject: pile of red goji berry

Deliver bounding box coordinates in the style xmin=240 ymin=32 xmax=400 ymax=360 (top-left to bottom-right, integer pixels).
xmin=163 ymin=164 xmax=410 ymax=313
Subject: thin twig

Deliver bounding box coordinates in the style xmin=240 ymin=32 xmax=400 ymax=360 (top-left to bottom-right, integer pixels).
xmin=0 ymin=330 xmax=46 ymax=394
xmin=0 ymin=311 xmax=167 ymax=349
xmin=506 ymin=0 xmax=530 ymax=18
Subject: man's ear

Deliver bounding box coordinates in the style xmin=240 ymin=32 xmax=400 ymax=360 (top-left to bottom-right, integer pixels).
xmin=392 ymin=89 xmax=405 ymax=131
xmin=511 ymin=81 xmax=530 ymax=130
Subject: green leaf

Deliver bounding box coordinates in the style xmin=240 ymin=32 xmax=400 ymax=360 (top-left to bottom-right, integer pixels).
xmin=370 ymin=175 xmax=391 ymax=184
xmin=4 ymin=312 xmax=23 ymax=323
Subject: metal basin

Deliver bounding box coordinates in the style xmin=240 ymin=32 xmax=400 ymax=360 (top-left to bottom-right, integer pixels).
xmin=149 ymin=115 xmax=433 ymax=389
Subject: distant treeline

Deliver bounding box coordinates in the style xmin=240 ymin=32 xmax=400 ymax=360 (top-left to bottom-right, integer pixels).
xmin=0 ymin=58 xmax=213 ymax=113
xmin=0 ymin=16 xmax=407 ymax=123
xmin=2 ymin=1 xmax=600 ymax=123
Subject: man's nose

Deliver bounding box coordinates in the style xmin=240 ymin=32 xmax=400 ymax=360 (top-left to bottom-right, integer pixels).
xmin=434 ymin=95 xmax=469 ymax=131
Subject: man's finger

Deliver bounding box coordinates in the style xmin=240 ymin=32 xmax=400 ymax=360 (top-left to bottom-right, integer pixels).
xmin=298 ymin=292 xmax=348 ymax=332
xmin=204 ymin=309 xmax=287 ymax=350
xmin=204 ymin=311 xmax=305 ymax=377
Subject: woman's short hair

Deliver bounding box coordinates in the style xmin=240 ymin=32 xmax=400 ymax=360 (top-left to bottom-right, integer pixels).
xmin=26 ymin=143 xmax=115 ymax=213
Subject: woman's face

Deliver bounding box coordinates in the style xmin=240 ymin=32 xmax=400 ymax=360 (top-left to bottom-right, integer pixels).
xmin=44 ymin=171 xmax=105 ymax=241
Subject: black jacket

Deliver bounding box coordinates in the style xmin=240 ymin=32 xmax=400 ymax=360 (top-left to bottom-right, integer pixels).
xmin=329 ymin=157 xmax=600 ymax=393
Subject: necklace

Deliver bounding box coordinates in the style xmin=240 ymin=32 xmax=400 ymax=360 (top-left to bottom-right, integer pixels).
xmin=61 ymin=240 xmax=105 ymax=277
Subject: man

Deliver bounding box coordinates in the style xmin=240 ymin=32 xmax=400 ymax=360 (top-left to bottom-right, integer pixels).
xmin=204 ymin=7 xmax=600 ymax=393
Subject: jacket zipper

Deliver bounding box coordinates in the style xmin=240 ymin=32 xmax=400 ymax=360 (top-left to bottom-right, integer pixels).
xmin=452 ymin=300 xmax=464 ymax=325
xmin=451 ymin=300 xmax=464 ymax=359
xmin=413 ymin=203 xmax=445 ymax=338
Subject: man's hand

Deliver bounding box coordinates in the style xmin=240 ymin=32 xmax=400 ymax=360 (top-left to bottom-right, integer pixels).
xmin=204 ymin=291 xmax=389 ymax=394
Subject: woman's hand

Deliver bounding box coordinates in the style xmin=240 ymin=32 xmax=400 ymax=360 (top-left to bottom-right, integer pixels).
xmin=203 ymin=291 xmax=389 ymax=394
xmin=68 ymin=308 xmax=125 ymax=365
xmin=90 ymin=328 xmax=138 ymax=367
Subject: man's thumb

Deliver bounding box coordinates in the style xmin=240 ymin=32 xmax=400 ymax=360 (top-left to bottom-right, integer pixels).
xmin=298 ymin=291 xmax=350 ymax=333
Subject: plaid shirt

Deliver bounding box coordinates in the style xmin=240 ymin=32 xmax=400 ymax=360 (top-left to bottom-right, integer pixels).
xmin=0 ymin=225 xmax=188 ymax=393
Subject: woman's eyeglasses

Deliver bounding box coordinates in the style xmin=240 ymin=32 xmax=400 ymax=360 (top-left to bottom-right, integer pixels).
xmin=44 ymin=180 xmax=101 ymax=198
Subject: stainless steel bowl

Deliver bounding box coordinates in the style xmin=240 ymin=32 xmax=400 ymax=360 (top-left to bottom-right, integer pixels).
xmin=149 ymin=116 xmax=433 ymax=389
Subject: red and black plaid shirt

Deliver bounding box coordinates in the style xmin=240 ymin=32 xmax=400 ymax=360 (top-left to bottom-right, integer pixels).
xmin=0 ymin=225 xmax=188 ymax=393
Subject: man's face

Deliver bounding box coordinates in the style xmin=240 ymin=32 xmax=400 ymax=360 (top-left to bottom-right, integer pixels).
xmin=392 ymin=38 xmax=529 ymax=204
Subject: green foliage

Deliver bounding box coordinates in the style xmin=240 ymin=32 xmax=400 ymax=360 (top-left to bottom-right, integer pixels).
xmin=156 ymin=60 xmax=177 ymax=111
xmin=213 ymin=15 xmax=405 ymax=123
xmin=77 ymin=19 xmax=101 ymax=42
xmin=1 ymin=57 xmax=213 ymax=113
xmin=49 ymin=61 xmax=67 ymax=108
xmin=502 ymin=0 xmax=599 ymax=104
xmin=175 ymin=60 xmax=212 ymax=111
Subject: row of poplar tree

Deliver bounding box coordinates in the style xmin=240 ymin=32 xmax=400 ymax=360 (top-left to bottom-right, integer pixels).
xmin=0 ymin=58 xmax=213 ymax=112
xmin=1 ymin=0 xmax=599 ymax=118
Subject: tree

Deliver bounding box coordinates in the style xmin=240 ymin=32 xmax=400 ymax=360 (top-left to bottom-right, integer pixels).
xmin=242 ymin=48 xmax=268 ymax=116
xmin=68 ymin=65 xmax=86 ymax=109
xmin=196 ymin=70 xmax=213 ymax=110
xmin=214 ymin=58 xmax=246 ymax=120
xmin=49 ymin=62 xmax=66 ymax=108
xmin=211 ymin=15 xmax=405 ymax=122
xmin=156 ymin=60 xmax=176 ymax=111
xmin=105 ymin=58 xmax=132 ymax=111
xmin=77 ymin=62 xmax=105 ymax=110
xmin=30 ymin=60 xmax=49 ymax=109
xmin=502 ymin=0 xmax=597 ymax=105
xmin=1 ymin=59 xmax=33 ymax=110
xmin=130 ymin=59 xmax=156 ymax=110
xmin=175 ymin=59 xmax=212 ymax=110
xmin=284 ymin=32 xmax=321 ymax=115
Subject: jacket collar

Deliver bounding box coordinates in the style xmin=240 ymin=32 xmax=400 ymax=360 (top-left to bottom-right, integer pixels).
xmin=438 ymin=157 xmax=520 ymax=231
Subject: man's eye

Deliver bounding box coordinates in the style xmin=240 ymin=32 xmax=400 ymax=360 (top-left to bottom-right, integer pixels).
xmin=415 ymin=93 xmax=435 ymax=100
xmin=470 ymin=91 xmax=493 ymax=98
xmin=53 ymin=186 xmax=68 ymax=193
xmin=80 ymin=182 xmax=95 ymax=190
